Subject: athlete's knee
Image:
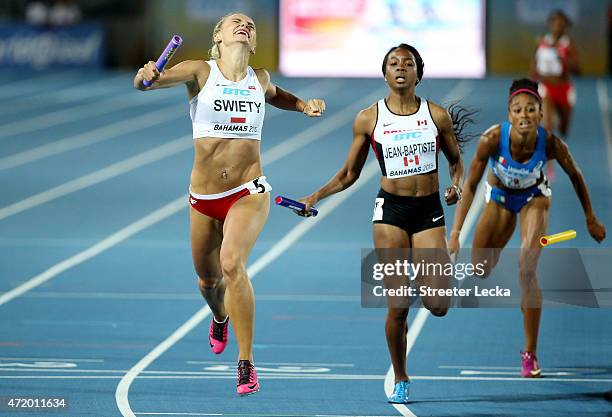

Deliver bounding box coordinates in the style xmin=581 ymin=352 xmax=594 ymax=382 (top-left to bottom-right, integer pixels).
xmin=424 ymin=298 xmax=450 ymax=317
xmin=429 ymin=306 xmax=448 ymax=317
xmin=219 ymin=253 xmax=246 ymax=281
xmin=386 ymin=308 xmax=408 ymax=323
xmin=198 ymin=275 xmax=223 ymax=291
xmin=472 ymin=249 xmax=498 ymax=278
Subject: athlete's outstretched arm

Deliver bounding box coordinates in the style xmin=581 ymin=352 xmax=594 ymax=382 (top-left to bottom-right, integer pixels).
xmin=448 ymin=126 xmax=499 ymax=254
xmin=298 ymin=107 xmax=374 ymax=215
xmin=547 ymin=134 xmax=605 ymax=242
xmin=431 ymin=103 xmax=463 ymax=205
xmin=133 ymin=60 xmax=209 ymax=92
xmin=256 ymin=69 xmax=325 ymax=117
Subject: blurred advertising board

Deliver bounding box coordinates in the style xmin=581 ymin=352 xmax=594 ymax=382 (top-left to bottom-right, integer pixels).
xmin=0 ymin=23 xmax=104 ymax=69
xmin=279 ymin=0 xmax=485 ymax=77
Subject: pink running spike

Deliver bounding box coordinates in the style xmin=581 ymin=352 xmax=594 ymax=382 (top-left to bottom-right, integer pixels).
xmin=521 ymin=351 xmax=541 ymax=378
xmin=208 ymin=317 xmax=229 ymax=355
xmin=237 ymin=360 xmax=260 ymax=396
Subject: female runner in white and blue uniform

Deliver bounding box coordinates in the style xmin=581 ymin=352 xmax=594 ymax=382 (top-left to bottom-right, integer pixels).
xmin=300 ymin=44 xmax=476 ymax=404
xmin=133 ymin=12 xmax=325 ymax=396
xmin=449 ymin=78 xmax=606 ymax=378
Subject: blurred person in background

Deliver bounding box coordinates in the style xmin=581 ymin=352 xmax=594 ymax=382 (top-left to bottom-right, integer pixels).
xmin=25 ymin=0 xmax=50 ymax=26
xmin=531 ymin=9 xmax=580 ymax=180
xmin=48 ymin=0 xmax=81 ymax=26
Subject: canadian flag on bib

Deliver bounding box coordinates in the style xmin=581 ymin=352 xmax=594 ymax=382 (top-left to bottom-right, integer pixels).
xmin=404 ymin=155 xmax=420 ymax=167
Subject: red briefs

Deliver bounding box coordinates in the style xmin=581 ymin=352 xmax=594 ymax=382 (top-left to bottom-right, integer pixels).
xmin=189 ymin=176 xmax=272 ymax=221
xmin=538 ymin=80 xmax=576 ymax=109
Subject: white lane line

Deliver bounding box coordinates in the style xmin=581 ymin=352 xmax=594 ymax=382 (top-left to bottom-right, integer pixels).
xmin=383 ymin=79 xmax=480 ymax=417
xmin=115 ymin=161 xmax=381 ymax=417
xmin=5 ymin=374 xmax=612 ymax=383
xmin=0 ymin=356 xmax=103 ymax=362
xmin=596 ymin=80 xmax=612 ymax=179
xmin=0 ymin=88 xmax=180 ymax=141
xmin=136 ymin=414 xmax=398 ymax=417
xmin=3 ymin=291 xmax=360 ymax=302
xmin=0 ymin=136 xmax=191 ymax=220
xmin=40 ymin=74 xmax=130 ymax=103
xmin=460 ymin=370 xmax=574 ymax=376
xmin=410 ymin=375 xmax=612 ymax=383
xmin=0 ymin=105 xmax=186 ymax=171
xmin=0 ymin=368 xmax=364 ymax=375
xmin=0 ymin=79 xmax=344 ymax=219
xmin=0 ymin=197 xmax=187 ymax=307
xmin=186 ymin=360 xmax=355 ymax=367
xmin=439 ymin=365 xmax=607 ymax=372
xmin=0 ymin=70 xmax=80 ymax=100
xmin=10 ymin=73 xmax=128 ymax=106
xmin=0 ymin=85 xmax=384 ymax=308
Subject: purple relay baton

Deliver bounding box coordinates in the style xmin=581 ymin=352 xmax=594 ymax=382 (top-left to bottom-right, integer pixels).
xmin=275 ymin=196 xmax=318 ymax=217
xmin=143 ymin=35 xmax=183 ymax=87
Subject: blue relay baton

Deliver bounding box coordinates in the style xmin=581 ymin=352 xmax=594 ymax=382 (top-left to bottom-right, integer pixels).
xmin=143 ymin=35 xmax=183 ymax=87
xmin=275 ymin=196 xmax=318 ymax=217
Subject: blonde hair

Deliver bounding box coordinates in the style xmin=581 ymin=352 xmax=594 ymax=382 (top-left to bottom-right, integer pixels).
xmin=208 ymin=12 xmax=256 ymax=60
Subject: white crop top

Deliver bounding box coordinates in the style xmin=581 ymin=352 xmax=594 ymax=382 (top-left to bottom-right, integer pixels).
xmin=370 ymin=98 xmax=439 ymax=178
xmin=189 ymin=60 xmax=266 ymax=140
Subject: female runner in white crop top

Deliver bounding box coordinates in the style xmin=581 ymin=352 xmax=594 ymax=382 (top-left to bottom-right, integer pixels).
xmin=133 ymin=12 xmax=325 ymax=396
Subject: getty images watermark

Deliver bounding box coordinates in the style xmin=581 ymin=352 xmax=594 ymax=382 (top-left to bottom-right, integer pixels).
xmin=360 ymin=248 xmax=612 ymax=308
xmin=370 ymin=258 xmax=511 ymax=298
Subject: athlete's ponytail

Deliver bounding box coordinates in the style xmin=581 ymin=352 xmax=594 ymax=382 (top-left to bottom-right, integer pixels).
xmin=446 ymin=101 xmax=478 ymax=152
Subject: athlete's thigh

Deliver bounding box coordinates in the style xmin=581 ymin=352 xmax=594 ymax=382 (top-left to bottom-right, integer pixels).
xmin=473 ymin=201 xmax=517 ymax=249
xmin=373 ymin=223 xmax=410 ymax=248
xmin=472 ymin=201 xmax=517 ymax=274
xmin=374 ymin=224 xmax=411 ymax=309
xmin=412 ymin=226 xmax=450 ymax=289
xmin=411 ymin=226 xmax=451 ymax=309
xmin=220 ymin=193 xmax=270 ymax=264
xmin=190 ymin=207 xmax=223 ymax=279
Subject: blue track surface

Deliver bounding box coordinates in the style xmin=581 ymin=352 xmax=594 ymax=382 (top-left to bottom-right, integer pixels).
xmin=0 ymin=71 xmax=611 ymax=417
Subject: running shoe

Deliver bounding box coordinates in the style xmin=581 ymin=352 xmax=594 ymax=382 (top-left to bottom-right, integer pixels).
xmin=208 ymin=316 xmax=228 ymax=354
xmin=388 ymin=380 xmax=410 ymax=403
xmin=521 ymin=351 xmax=541 ymax=378
xmin=237 ymin=359 xmax=259 ymax=396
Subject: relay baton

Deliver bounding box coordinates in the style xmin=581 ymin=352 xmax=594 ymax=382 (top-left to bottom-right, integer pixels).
xmin=275 ymin=196 xmax=318 ymax=217
xmin=143 ymin=35 xmax=183 ymax=87
xmin=540 ymin=229 xmax=576 ymax=246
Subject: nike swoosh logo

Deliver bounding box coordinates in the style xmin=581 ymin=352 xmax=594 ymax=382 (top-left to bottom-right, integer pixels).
xmin=432 ymin=215 xmax=444 ymax=222
xmin=383 ymin=122 xmax=394 ymax=127
xmin=216 ymin=84 xmax=230 ymax=86
xmin=248 ymin=383 xmax=258 ymax=389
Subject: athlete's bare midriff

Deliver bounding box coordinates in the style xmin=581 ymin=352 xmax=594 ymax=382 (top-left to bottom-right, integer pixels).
xmin=380 ymin=173 xmax=440 ymax=197
xmin=190 ymin=137 xmax=263 ymax=194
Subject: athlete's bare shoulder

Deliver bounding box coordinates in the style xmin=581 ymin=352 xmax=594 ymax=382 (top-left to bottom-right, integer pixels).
xmin=479 ymin=124 xmax=501 ymax=155
xmin=354 ymin=102 xmax=378 ymax=134
xmin=426 ymin=100 xmax=453 ymax=126
xmin=174 ymin=60 xmax=211 ymax=96
xmin=253 ymin=68 xmax=271 ymax=90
